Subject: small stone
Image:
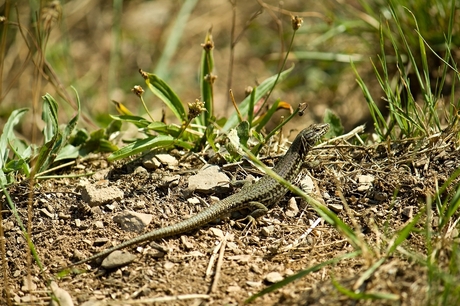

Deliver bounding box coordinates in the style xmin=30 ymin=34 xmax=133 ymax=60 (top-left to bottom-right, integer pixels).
xmin=246 ymin=281 xmax=262 ymax=287
xmin=133 ymin=166 xmax=148 ymax=174
xmin=261 ymin=225 xmax=275 ymax=237
xmin=92 ymin=169 xmax=110 ymax=181
xmin=39 ymin=208 xmax=54 ymax=219
xmin=94 ymin=221 xmax=104 ymax=229
xmin=156 ymin=154 xmax=179 ymax=168
xmin=187 ymin=197 xmax=201 ymax=205
xmin=21 ymin=277 xmax=37 ymax=291
xmin=180 ymin=236 xmax=194 ymax=250
xmin=357 ymin=185 xmax=370 ymax=192
xmin=101 ymin=250 xmax=136 ymax=269
xmin=299 ymin=175 xmax=314 ymax=193
xmin=250 ymin=264 xmax=262 ymax=274
xmin=209 ymin=227 xmax=224 ymax=238
xmin=285 ymin=269 xmax=294 ymax=276
xmin=328 ymin=203 xmax=343 ymax=213
xmin=226 ymin=285 xmax=241 ymax=293
xmin=358 ymin=175 xmax=374 ymax=184
xmin=49 ymin=281 xmax=74 ymax=306
xmin=285 ymin=197 xmax=299 ymax=217
xmin=75 ymin=219 xmax=81 ymax=227
xmin=163 ymin=261 xmax=175 ymax=270
xmin=113 ymin=210 xmax=153 ymax=232
xmin=402 ymin=206 xmax=413 ymax=218
xmin=265 ymin=272 xmax=283 ymax=283
xmin=80 ymin=184 xmax=124 ymax=207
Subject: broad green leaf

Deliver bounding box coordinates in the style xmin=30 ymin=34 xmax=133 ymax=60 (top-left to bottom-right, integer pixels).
xmin=324 ymin=109 xmax=344 ymax=137
xmin=55 ymin=144 xmax=79 ymax=162
xmin=144 ymin=72 xmax=187 ymax=122
xmin=222 ymin=65 xmax=294 ymax=132
xmin=0 ymin=108 xmax=28 ymax=168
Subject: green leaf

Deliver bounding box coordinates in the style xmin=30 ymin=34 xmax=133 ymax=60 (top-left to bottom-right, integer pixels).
xmin=236 ymin=121 xmax=250 ymax=148
xmin=63 ymin=86 xmax=81 ymax=141
xmin=107 ymin=135 xmax=192 ymax=161
xmin=199 ymin=29 xmax=214 ymax=126
xmin=144 ymin=72 xmax=187 ymax=122
xmin=55 ymin=144 xmax=79 ymax=162
xmin=254 ymin=99 xmax=280 ymax=133
xmin=42 ymin=94 xmax=59 ymax=143
xmin=324 ymin=109 xmax=344 ymax=137
xmin=146 ymin=121 xmax=182 ymax=137
xmin=222 ymin=65 xmax=294 ymax=132
xmin=0 ymin=108 xmax=28 ymax=168
xmin=110 ymin=114 xmax=151 ymax=128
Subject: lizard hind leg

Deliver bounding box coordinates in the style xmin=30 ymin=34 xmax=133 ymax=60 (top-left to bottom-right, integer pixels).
xmin=236 ymin=201 xmax=269 ymax=234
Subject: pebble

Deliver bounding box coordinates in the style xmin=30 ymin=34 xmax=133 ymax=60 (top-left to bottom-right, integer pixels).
xmin=209 ymin=227 xmax=224 ymax=238
xmin=100 ymin=250 xmax=136 ymax=269
xmin=49 ymin=282 xmax=74 ymax=306
xmin=328 ymin=203 xmax=343 ymax=213
xmin=261 ymin=225 xmax=275 ymax=237
xmin=265 ymin=272 xmax=283 ymax=283
xmin=113 ymin=210 xmax=153 ymax=232
xmin=80 ymin=184 xmax=124 ymax=207
xmin=285 ymin=197 xmax=299 ymax=217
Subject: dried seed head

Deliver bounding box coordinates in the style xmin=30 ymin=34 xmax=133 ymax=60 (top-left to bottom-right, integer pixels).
xmin=132 ymin=85 xmax=144 ymax=97
xmin=139 ymin=69 xmax=148 ymax=80
xmin=201 ymin=35 xmax=214 ymax=51
xmin=291 ymin=16 xmax=303 ymax=31
xmin=188 ymin=99 xmax=206 ymax=120
xmin=204 ymin=73 xmax=217 ymax=84
xmin=245 ymin=86 xmax=253 ymax=97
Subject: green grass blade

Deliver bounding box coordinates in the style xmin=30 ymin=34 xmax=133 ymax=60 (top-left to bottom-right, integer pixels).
xmin=107 ymin=135 xmax=192 ymax=161
xmin=110 ymin=114 xmax=152 ymax=128
xmin=254 ymin=100 xmax=280 ymax=133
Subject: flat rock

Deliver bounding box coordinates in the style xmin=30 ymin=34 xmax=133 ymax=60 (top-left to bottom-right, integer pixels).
xmin=187 ymin=165 xmax=231 ymax=194
xmin=113 ymin=210 xmax=153 ymax=232
xmin=80 ymin=184 xmax=124 ymax=207
xmin=100 ymin=250 xmax=136 ymax=269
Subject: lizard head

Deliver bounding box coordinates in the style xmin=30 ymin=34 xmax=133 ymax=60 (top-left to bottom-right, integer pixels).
xmin=295 ymin=123 xmax=329 ymax=154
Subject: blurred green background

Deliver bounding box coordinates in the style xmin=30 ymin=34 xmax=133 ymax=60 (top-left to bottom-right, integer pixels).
xmin=0 ymin=0 xmax=458 ymax=140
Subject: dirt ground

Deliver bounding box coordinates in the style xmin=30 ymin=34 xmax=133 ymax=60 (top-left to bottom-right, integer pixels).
xmin=2 ymin=127 xmax=459 ymax=306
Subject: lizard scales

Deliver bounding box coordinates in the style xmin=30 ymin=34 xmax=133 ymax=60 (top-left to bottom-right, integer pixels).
xmin=70 ymin=123 xmax=329 ymax=267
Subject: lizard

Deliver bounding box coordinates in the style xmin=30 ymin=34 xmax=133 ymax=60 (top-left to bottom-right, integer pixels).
xmin=68 ymin=123 xmax=329 ymax=267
